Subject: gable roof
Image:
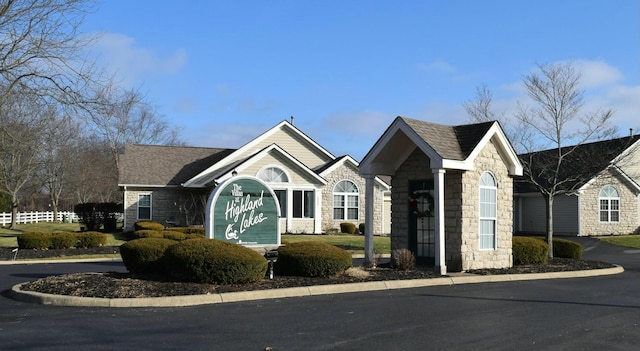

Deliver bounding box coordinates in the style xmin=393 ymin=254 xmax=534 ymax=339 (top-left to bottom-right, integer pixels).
xmin=118 ymin=144 xmax=234 ymax=187
xmin=516 ymin=135 xmax=640 ymax=194
xmin=360 ymin=116 xmax=522 ymax=176
xmin=183 ymin=120 xmax=336 ymax=187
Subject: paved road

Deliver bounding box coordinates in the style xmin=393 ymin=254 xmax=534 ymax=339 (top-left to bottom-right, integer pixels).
xmin=0 ymin=237 xmax=638 ymax=350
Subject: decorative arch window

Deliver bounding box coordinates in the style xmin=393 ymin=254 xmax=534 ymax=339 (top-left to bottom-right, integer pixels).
xmin=257 ymin=167 xmax=288 ymax=183
xmin=333 ymin=180 xmax=359 ymax=220
xmin=599 ymin=185 xmax=620 ymax=222
xmin=479 ymin=172 xmax=497 ymax=250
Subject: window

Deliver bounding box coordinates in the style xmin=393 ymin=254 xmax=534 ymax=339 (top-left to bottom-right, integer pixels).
xmin=137 ymin=194 xmax=151 ymax=220
xmin=599 ymin=185 xmax=620 ymax=222
xmin=257 ymin=167 xmax=288 ymax=183
xmin=293 ymin=190 xmax=314 ymax=218
xmin=273 ymin=189 xmax=287 ymax=217
xmin=333 ymin=180 xmax=359 ymax=220
xmin=479 ymin=172 xmax=497 ymax=250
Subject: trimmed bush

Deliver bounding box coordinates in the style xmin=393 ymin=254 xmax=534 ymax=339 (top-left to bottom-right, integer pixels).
xmin=77 ymin=232 xmax=108 ymax=248
xmin=534 ymin=237 xmax=583 ymax=259
xmin=552 ymin=238 xmax=582 ymax=259
xmin=17 ymin=232 xmax=52 ymax=249
xmin=358 ymin=223 xmax=365 ymax=235
xmin=391 ymin=248 xmax=415 ymax=271
xmin=165 ymin=227 xmax=206 ymax=236
xmin=340 ymin=222 xmax=357 ymax=234
xmin=132 ymin=230 xmax=165 ymax=239
xmin=512 ymin=237 xmax=549 ymax=265
xmin=163 ymin=239 xmax=267 ymax=284
xmin=134 ymin=221 xmax=165 ymax=231
xmin=275 ymin=241 xmax=352 ymax=277
xmin=120 ymin=238 xmax=177 ymax=274
xmin=50 ymin=232 xmax=77 ymax=249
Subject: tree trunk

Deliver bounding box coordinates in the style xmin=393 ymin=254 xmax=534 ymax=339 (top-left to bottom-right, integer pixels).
xmin=545 ymin=195 xmax=554 ymax=259
xmin=10 ymin=199 xmax=18 ymax=230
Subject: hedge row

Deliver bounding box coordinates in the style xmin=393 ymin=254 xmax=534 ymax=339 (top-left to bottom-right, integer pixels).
xmin=17 ymin=231 xmax=107 ymax=249
xmin=131 ymin=229 xmax=204 ymax=241
xmin=119 ymin=238 xmax=267 ymax=285
xmin=534 ymin=237 xmax=583 ymax=259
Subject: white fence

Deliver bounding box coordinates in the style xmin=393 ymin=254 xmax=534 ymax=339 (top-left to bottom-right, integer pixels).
xmin=0 ymin=211 xmax=79 ymax=226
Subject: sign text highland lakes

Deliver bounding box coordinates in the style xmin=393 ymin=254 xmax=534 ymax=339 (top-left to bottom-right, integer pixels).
xmin=224 ymin=183 xmax=268 ymax=240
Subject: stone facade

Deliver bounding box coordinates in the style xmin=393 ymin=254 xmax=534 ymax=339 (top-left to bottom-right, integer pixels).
xmin=579 ymin=169 xmax=640 ymax=236
xmin=390 ymin=140 xmax=513 ymax=272
xmin=123 ymin=187 xmax=209 ymax=230
xmin=321 ymin=163 xmax=387 ymax=235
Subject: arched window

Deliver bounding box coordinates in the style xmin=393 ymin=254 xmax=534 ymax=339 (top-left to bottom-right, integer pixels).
xmin=599 ymin=185 xmax=620 ymax=222
xmin=333 ymin=180 xmax=359 ymax=220
xmin=257 ymin=167 xmax=288 ymax=183
xmin=479 ymin=172 xmax=497 ymax=250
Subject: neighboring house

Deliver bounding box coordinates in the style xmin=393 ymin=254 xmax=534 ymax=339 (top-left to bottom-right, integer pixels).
xmin=118 ymin=119 xmax=391 ymax=235
xmin=360 ymin=117 xmax=523 ymax=274
xmin=514 ymin=134 xmax=640 ymax=236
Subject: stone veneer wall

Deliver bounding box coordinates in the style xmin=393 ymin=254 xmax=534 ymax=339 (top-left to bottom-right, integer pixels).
xmin=579 ymin=170 xmax=640 ymax=236
xmin=459 ymin=140 xmax=513 ymax=270
xmin=390 ymin=140 xmax=514 ymax=272
xmin=123 ymin=188 xmax=209 ymax=230
xmin=321 ymin=163 xmax=386 ymax=235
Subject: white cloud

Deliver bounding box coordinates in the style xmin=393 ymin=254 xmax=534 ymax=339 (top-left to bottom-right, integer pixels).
xmin=416 ymin=60 xmax=457 ymax=74
xmin=90 ymin=32 xmax=188 ymax=86
xmin=571 ymin=59 xmax=623 ymax=89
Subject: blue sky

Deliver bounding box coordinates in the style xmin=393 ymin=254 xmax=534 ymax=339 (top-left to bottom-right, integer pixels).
xmin=82 ymin=0 xmax=640 ymax=160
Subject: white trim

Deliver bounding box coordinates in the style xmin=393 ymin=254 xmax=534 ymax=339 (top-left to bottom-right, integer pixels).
xmin=478 ymin=171 xmax=497 ymax=250
xmin=185 ymin=144 xmax=328 ymax=188
xmin=256 ymin=164 xmax=291 ymax=184
xmin=137 ymin=193 xmax=152 ymax=221
xmin=184 ymin=120 xmax=334 ymax=187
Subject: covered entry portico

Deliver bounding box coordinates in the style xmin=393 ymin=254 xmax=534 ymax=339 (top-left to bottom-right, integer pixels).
xmin=360 ymin=117 xmax=523 ymax=274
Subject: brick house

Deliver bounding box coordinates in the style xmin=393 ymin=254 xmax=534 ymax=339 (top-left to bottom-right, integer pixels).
xmin=118 ymin=119 xmax=391 ymax=234
xmin=514 ymin=134 xmax=640 ymax=236
xmin=359 ymin=117 xmax=523 ymax=274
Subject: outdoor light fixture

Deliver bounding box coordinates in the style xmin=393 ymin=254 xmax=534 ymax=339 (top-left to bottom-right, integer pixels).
xmin=232 ymin=170 xmax=238 ymax=177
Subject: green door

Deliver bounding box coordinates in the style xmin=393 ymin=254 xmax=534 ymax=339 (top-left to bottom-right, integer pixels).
xmin=408 ymin=179 xmax=435 ymax=265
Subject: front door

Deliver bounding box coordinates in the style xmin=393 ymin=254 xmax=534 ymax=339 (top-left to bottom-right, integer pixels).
xmin=408 ymin=179 xmax=435 ymax=265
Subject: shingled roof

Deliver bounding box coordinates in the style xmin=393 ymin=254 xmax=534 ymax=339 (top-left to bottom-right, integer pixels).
xmin=118 ymin=144 xmax=235 ymax=186
xmin=400 ymin=117 xmax=495 ymax=160
xmin=515 ymin=134 xmax=640 ymax=193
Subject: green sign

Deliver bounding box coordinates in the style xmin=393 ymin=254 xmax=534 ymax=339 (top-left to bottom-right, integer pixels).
xmin=205 ymin=176 xmax=280 ymax=246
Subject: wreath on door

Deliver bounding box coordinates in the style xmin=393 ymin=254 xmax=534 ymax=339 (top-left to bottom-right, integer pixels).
xmin=409 ymin=190 xmax=434 ymax=218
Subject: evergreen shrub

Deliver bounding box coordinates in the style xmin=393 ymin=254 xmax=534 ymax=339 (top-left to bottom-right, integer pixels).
xmin=512 ymin=237 xmax=549 ymax=265
xmin=50 ymin=232 xmax=77 ymax=249
xmin=163 ymin=239 xmax=267 ymax=284
xmin=552 ymin=238 xmax=582 ymax=259
xmin=340 ymin=222 xmax=357 ymax=234
xmin=165 ymin=227 xmax=206 ymax=236
xmin=358 ymin=223 xmax=365 ymax=235
xmin=77 ymin=232 xmax=108 ymax=248
xmin=275 ymin=241 xmax=352 ymax=277
xmin=134 ymin=221 xmax=165 ymax=231
xmin=17 ymin=232 xmax=52 ymax=249
xmin=119 ymin=238 xmax=177 ymax=274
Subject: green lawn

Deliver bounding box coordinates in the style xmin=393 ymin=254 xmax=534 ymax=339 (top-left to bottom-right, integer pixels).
xmin=282 ymin=234 xmax=390 ymax=254
xmin=599 ymin=235 xmax=640 ymax=249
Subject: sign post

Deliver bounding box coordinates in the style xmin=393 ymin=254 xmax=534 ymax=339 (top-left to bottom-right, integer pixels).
xmin=205 ymin=175 xmax=280 ymax=247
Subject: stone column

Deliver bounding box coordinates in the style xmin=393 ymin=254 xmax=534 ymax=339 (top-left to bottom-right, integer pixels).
xmin=433 ymin=168 xmax=447 ymax=275
xmin=364 ymin=175 xmax=376 ymax=267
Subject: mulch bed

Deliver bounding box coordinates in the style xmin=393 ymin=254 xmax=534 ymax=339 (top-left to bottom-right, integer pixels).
xmin=3 ymin=246 xmax=616 ymax=299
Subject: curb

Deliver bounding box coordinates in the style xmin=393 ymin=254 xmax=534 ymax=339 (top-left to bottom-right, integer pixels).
xmin=9 ymin=265 xmax=624 ymax=308
xmin=0 ymin=257 xmax=123 ymax=265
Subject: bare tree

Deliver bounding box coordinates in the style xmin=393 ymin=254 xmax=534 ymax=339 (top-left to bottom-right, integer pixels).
xmin=464 ymin=62 xmax=616 ymax=257
xmin=0 ymin=92 xmax=49 ymax=228
xmin=85 ymin=85 xmax=183 ymax=172
xmin=38 ymin=105 xmax=81 ymax=221
xmin=463 ymin=84 xmax=496 ymax=123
